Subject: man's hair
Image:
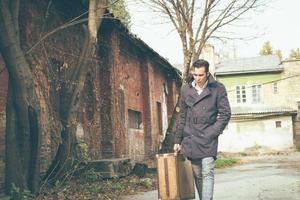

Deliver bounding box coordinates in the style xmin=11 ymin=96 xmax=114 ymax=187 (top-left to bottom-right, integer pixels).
xmin=192 ymin=59 xmax=209 ymax=73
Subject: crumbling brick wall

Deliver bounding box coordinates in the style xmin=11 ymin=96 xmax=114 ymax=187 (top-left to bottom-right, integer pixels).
xmin=0 ymin=0 xmax=180 ymax=193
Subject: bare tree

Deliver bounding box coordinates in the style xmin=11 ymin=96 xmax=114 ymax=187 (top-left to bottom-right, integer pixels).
xmin=45 ymin=0 xmax=108 ymax=184
xmin=0 ymin=0 xmax=107 ymax=194
xmin=140 ymin=0 xmax=268 ymax=152
xmin=143 ymin=0 xmax=267 ymax=79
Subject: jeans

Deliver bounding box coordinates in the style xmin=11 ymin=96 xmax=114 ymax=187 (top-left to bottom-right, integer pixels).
xmin=191 ymin=157 xmax=215 ymax=200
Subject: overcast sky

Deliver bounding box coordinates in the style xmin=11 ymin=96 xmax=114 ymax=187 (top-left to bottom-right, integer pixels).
xmin=126 ymin=0 xmax=300 ymax=64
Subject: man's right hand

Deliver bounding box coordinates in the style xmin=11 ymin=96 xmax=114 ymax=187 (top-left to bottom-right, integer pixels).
xmin=173 ymin=144 xmax=181 ymax=153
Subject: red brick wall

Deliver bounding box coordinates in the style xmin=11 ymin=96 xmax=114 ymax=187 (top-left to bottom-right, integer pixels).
xmin=112 ymin=31 xmax=179 ymax=160
xmin=0 ymin=9 xmax=179 ymax=194
xmin=149 ymin=64 xmax=163 ymax=152
xmin=0 ymin=0 xmax=99 ymax=176
xmin=149 ymin=62 xmax=177 ymax=154
xmin=112 ymin=34 xmax=147 ymax=160
xmin=114 ymin=31 xmax=178 ymax=160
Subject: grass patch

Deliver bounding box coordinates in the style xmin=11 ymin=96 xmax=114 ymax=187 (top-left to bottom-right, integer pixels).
xmin=215 ymin=158 xmax=240 ymax=168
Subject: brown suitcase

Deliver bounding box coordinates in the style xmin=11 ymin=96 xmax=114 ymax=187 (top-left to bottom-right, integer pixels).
xmin=156 ymin=153 xmax=195 ymax=200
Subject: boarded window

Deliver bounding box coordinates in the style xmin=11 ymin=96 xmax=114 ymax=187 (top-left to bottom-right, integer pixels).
xmin=157 ymin=102 xmax=163 ymax=135
xmin=275 ymin=121 xmax=281 ymax=128
xmin=128 ymin=109 xmax=142 ymax=129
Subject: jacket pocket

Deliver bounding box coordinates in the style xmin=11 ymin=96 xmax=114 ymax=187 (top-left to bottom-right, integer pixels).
xmin=193 ymin=130 xmax=211 ymax=148
xmin=203 ymin=125 xmax=219 ymax=142
xmin=184 ymin=96 xmax=194 ymax=107
xmin=207 ymin=115 xmax=217 ymax=124
xmin=183 ymin=131 xmax=190 ymax=138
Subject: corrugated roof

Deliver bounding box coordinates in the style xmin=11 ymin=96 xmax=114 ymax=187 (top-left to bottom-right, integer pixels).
xmin=231 ymin=105 xmax=297 ymax=116
xmin=215 ymin=55 xmax=283 ymax=75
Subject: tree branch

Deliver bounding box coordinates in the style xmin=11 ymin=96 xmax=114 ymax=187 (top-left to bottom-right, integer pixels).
xmin=9 ymin=0 xmax=20 ymax=45
xmin=27 ymin=0 xmax=120 ymax=54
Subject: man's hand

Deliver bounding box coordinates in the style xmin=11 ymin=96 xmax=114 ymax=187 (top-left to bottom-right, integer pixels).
xmin=173 ymin=144 xmax=181 ymax=153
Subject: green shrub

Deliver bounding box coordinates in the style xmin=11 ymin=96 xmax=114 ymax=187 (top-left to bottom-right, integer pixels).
xmin=138 ymin=178 xmax=153 ymax=188
xmin=87 ymin=185 xmax=105 ymax=193
xmin=75 ymin=139 xmax=90 ymax=163
xmin=10 ymin=184 xmax=35 ymax=200
xmin=112 ymin=182 xmax=127 ymax=190
xmin=81 ymin=168 xmax=103 ymax=182
xmin=215 ymin=158 xmax=240 ymax=168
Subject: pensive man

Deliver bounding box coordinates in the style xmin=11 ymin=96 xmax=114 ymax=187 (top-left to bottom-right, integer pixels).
xmin=174 ymin=59 xmax=231 ymax=200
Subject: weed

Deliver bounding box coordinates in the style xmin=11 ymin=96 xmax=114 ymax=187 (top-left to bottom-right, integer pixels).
xmin=138 ymin=178 xmax=153 ymax=188
xmin=240 ymin=152 xmax=248 ymax=156
xmin=112 ymin=182 xmax=127 ymax=190
xmin=215 ymin=158 xmax=240 ymax=168
xmin=9 ymin=184 xmax=35 ymax=200
xmin=81 ymin=168 xmax=103 ymax=182
xmin=87 ymin=185 xmax=105 ymax=193
xmin=75 ymin=139 xmax=90 ymax=163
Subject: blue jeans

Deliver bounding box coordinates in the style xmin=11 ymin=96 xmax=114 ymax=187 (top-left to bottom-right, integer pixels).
xmin=191 ymin=157 xmax=215 ymax=200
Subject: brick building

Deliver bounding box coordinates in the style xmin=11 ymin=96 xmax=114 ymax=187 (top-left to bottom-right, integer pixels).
xmin=94 ymin=18 xmax=181 ymax=161
xmin=0 ymin=1 xmax=181 ymax=191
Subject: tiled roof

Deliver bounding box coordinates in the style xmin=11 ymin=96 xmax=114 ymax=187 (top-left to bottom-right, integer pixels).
xmin=215 ymin=55 xmax=283 ymax=75
xmin=231 ymin=105 xmax=297 ymax=116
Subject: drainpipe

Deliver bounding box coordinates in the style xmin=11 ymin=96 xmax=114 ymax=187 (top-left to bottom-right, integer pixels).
xmin=298 ymin=101 xmax=300 ymax=114
xmin=295 ymin=101 xmax=300 ymax=150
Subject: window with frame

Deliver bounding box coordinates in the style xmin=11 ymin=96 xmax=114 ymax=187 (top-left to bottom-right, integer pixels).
xmin=128 ymin=109 xmax=142 ymax=129
xmin=236 ymin=85 xmax=246 ymax=103
xmin=252 ymin=85 xmax=261 ymax=103
xmin=273 ymin=82 xmax=278 ymax=94
xmin=275 ymin=121 xmax=281 ymax=128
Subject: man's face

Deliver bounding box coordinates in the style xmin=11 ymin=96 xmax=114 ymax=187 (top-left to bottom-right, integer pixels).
xmin=191 ymin=67 xmax=207 ymax=86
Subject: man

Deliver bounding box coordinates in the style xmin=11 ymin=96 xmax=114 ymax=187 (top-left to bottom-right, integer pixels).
xmin=174 ymin=59 xmax=231 ymax=200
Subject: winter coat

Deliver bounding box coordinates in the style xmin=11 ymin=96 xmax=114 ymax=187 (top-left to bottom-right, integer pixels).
xmin=175 ymin=74 xmax=231 ymax=159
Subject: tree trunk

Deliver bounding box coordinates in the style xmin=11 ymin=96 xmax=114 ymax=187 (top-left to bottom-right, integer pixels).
xmin=44 ymin=126 xmax=76 ymax=183
xmin=0 ymin=0 xmax=41 ymax=193
xmin=44 ymin=29 xmax=94 ymax=182
xmin=45 ymin=0 xmax=107 ymax=181
xmin=5 ymin=82 xmax=26 ymax=191
xmin=0 ymin=0 xmax=106 ymax=193
xmin=159 ymin=95 xmax=181 ymax=153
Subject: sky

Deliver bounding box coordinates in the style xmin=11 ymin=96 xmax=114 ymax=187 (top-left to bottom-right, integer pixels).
xmin=126 ymin=0 xmax=300 ymax=65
